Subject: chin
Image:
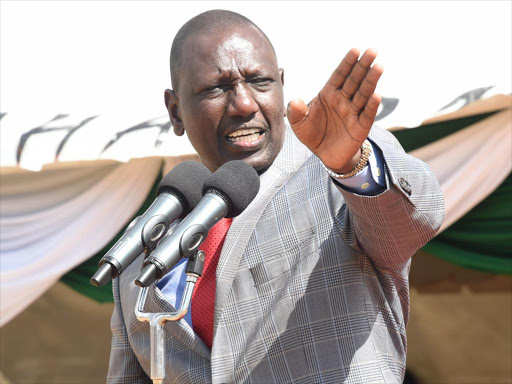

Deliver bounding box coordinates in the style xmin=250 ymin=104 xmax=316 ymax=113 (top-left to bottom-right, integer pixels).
xmin=254 ymin=164 xmax=272 ymax=175
xmin=245 ymin=142 xmax=283 ymax=174
xmin=240 ymin=154 xmax=274 ymax=175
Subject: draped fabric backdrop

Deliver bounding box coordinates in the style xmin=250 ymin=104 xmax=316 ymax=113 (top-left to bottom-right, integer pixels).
xmin=1 ymin=96 xmax=511 ymax=326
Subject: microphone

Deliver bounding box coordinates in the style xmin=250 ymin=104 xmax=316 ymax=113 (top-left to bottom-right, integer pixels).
xmin=90 ymin=161 xmax=211 ymax=287
xmin=135 ymin=160 xmax=260 ymax=287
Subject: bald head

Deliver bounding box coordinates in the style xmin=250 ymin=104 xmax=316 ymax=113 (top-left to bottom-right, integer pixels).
xmin=170 ymin=9 xmax=276 ymax=91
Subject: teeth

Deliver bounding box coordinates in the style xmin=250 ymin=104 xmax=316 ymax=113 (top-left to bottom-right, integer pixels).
xmin=227 ymin=128 xmax=261 ymax=138
xmin=228 ymin=132 xmax=262 ymax=143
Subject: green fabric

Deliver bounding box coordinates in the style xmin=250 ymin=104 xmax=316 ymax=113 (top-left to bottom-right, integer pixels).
xmin=423 ymin=173 xmax=512 ymax=274
xmin=60 ymin=170 xmax=162 ymax=302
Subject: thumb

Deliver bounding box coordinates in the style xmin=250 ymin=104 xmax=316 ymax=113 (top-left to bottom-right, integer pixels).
xmin=286 ymin=98 xmax=309 ymax=128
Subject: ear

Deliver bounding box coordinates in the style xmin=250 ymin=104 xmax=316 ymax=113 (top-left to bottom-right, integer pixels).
xmin=164 ymin=89 xmax=185 ymax=136
xmin=279 ymin=68 xmax=286 ymax=116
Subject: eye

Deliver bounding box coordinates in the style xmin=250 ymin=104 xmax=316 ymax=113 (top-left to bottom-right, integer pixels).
xmin=205 ymin=84 xmax=221 ymax=92
xmin=204 ymin=84 xmax=231 ymax=93
xmin=249 ymin=77 xmax=273 ymax=86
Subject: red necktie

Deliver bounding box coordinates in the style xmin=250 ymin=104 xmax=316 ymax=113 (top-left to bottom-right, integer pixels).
xmin=191 ymin=218 xmax=232 ymax=349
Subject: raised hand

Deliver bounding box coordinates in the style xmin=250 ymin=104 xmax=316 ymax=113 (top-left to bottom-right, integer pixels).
xmin=287 ymin=49 xmax=383 ymax=174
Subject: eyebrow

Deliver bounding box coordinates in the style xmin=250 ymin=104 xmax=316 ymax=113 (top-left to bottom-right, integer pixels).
xmin=216 ymin=69 xmax=236 ymax=81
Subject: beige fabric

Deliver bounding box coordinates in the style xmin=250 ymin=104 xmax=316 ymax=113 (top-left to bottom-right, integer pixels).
xmin=410 ymin=108 xmax=512 ymax=232
xmin=0 ymin=283 xmax=113 ymax=384
xmin=407 ymin=251 xmax=512 ymax=384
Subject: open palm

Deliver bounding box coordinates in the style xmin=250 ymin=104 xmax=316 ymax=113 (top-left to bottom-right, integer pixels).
xmin=287 ymin=49 xmax=383 ymax=173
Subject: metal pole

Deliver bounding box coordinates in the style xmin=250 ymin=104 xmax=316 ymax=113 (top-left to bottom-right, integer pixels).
xmin=135 ymin=251 xmax=205 ymax=384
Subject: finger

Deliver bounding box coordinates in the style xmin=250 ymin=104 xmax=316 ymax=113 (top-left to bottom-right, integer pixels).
xmin=359 ymin=93 xmax=381 ymax=130
xmin=286 ymin=98 xmax=309 ymax=129
xmin=325 ymin=48 xmax=360 ymax=91
xmin=340 ymin=49 xmax=377 ymax=100
xmin=350 ymin=63 xmax=384 ymax=113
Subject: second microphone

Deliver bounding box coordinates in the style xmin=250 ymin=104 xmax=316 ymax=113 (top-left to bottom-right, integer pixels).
xmin=135 ymin=160 xmax=260 ymax=287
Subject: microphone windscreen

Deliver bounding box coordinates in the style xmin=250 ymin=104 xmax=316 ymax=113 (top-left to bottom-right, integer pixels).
xmin=157 ymin=161 xmax=212 ymax=215
xmin=202 ymin=160 xmax=260 ymax=218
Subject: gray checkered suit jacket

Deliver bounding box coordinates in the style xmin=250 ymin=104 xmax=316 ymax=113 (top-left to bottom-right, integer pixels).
xmin=107 ymin=125 xmax=444 ymax=384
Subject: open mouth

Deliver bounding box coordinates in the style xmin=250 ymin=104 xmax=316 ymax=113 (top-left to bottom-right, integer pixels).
xmin=226 ymin=128 xmax=265 ymax=146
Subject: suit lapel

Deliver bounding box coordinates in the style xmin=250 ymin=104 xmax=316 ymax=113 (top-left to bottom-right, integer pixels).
xmin=214 ymin=168 xmax=290 ymax=320
xmin=213 ymin=127 xmax=311 ymax=331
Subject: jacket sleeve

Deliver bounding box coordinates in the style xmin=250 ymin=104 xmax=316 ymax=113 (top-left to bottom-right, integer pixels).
xmin=107 ymin=278 xmax=151 ymax=384
xmin=335 ymin=124 xmax=445 ymax=270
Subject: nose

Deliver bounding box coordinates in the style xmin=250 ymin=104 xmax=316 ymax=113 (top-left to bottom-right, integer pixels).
xmin=227 ymin=83 xmax=259 ymax=117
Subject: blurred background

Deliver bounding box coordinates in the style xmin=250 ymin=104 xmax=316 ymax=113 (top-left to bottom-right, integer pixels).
xmin=1 ymin=1 xmax=511 ymax=383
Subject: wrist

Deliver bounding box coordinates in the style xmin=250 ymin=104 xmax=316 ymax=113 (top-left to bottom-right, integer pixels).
xmin=322 ymin=139 xmax=372 ymax=179
xmin=331 ymin=148 xmax=362 ymax=174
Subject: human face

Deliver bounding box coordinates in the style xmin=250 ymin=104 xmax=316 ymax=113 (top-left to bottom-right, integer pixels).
xmin=165 ymin=26 xmax=285 ymax=173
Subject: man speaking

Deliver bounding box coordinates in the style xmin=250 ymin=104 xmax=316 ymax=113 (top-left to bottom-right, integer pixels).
xmin=107 ymin=9 xmax=444 ymax=384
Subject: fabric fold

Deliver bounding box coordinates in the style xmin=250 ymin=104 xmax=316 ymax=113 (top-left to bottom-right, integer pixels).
xmin=0 ymin=157 xmax=162 ymax=326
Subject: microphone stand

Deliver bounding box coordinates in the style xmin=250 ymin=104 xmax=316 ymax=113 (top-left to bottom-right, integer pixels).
xmin=135 ymin=250 xmax=205 ymax=384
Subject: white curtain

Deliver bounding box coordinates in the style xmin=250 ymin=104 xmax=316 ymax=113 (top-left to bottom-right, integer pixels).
xmin=0 ymin=158 xmax=162 ymax=326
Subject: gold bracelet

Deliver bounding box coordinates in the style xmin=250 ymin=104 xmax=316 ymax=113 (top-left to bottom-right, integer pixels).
xmin=322 ymin=139 xmax=372 ymax=179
